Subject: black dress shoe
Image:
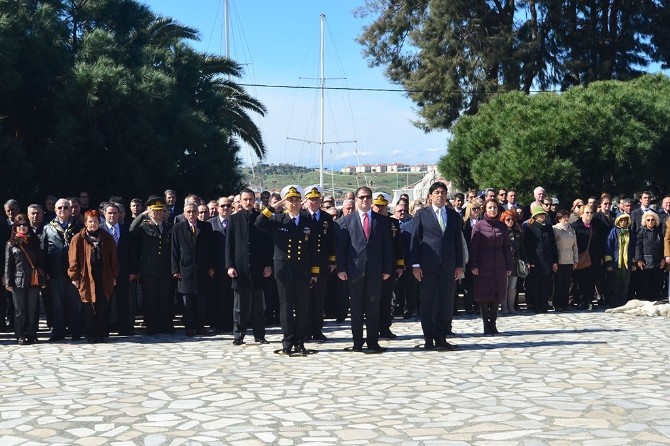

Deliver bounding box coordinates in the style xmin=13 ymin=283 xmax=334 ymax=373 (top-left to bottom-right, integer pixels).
xmin=379 ymin=330 xmax=397 ymax=339
xmin=17 ymin=338 xmax=28 ymax=345
xmin=435 ymin=339 xmax=456 ymax=351
xmin=281 ymin=345 xmax=293 ymax=355
xmin=295 ymin=344 xmax=308 ymax=355
xmin=48 ymin=335 xmax=65 ymax=343
xmin=367 ymin=343 xmax=387 ymax=353
xmin=424 ymin=339 xmax=434 ymax=350
xmin=312 ymin=333 xmax=327 ymax=342
xmin=352 ymin=344 xmax=364 ymax=352
xmin=255 ymin=338 xmax=269 ymax=344
xmin=232 ymin=338 xmax=244 ymax=346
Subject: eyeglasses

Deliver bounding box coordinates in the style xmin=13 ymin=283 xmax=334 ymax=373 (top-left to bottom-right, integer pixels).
xmin=16 ymin=223 xmax=28 ymax=227
xmin=543 ymin=203 xmax=551 ymax=206
xmin=576 ymin=204 xmax=583 ymax=207
xmin=357 ymin=195 xmax=371 ymax=200
xmin=396 ymin=209 xmax=406 ymax=213
xmin=219 ymin=204 xmax=231 ymax=208
xmin=504 ymin=218 xmax=513 ymax=222
xmin=471 ymin=207 xmax=481 ymax=211
xmin=584 ymin=212 xmax=593 ymax=214
xmin=645 ymin=218 xmax=655 ymax=221
xmin=57 ymin=206 xmax=70 ymax=210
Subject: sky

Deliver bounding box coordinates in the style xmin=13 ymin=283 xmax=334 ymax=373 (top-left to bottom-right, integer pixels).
xmin=140 ymin=0 xmax=449 ymax=168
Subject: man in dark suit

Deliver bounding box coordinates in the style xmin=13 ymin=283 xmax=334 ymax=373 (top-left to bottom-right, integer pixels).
xmin=208 ymin=196 xmax=234 ymax=333
xmin=256 ymin=185 xmax=320 ymax=355
xmin=129 ymin=197 xmax=174 ymax=335
xmin=410 ymin=181 xmax=464 ymax=350
xmin=171 ymin=202 xmax=216 ymax=336
xmin=303 ymin=185 xmax=336 ymax=342
xmin=337 ymin=186 xmax=392 ymax=353
xmin=372 ymin=192 xmax=404 ymax=340
xmin=225 ymin=188 xmax=273 ymax=346
xmin=164 ymin=189 xmax=181 ymax=225
xmin=102 ymin=202 xmax=137 ymax=335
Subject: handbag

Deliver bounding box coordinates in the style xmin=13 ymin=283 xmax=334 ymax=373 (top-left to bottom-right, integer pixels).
xmin=575 ymin=228 xmax=593 ymax=271
xmin=18 ymin=244 xmax=46 ymax=287
xmin=516 ymin=259 xmax=529 ymax=278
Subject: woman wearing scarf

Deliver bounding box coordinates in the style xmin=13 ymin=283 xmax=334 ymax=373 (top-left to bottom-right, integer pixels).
xmin=523 ymin=205 xmax=558 ymax=313
xmin=68 ymin=210 xmax=119 ymax=343
xmin=571 ymin=204 xmax=605 ymax=310
xmin=470 ymin=200 xmax=513 ymax=334
xmin=604 ymin=214 xmax=636 ymax=308
xmin=4 ymin=214 xmax=45 ymax=345
xmin=500 ymin=210 xmax=525 ymax=314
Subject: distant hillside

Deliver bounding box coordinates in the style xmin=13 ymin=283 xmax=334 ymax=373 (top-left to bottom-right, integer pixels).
xmin=241 ymin=164 xmax=424 ymax=198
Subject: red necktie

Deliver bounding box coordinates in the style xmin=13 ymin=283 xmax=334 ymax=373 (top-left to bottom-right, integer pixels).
xmin=362 ymin=212 xmax=370 ymax=240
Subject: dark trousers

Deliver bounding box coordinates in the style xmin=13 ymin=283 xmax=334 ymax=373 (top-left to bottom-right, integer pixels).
xmin=307 ymin=270 xmax=328 ymax=336
xmin=49 ymin=277 xmax=81 ymax=338
xmin=379 ymin=275 xmax=396 ymax=332
xmin=83 ymin=299 xmax=108 ymax=339
xmin=183 ymin=293 xmax=207 ymax=330
xmin=111 ymin=280 xmax=133 ymax=334
xmin=610 ymin=268 xmax=631 ymax=308
xmin=141 ymin=275 xmax=174 ymax=334
xmin=12 ymin=287 xmax=39 ymax=340
xmin=334 ymin=276 xmax=350 ymax=321
xmin=349 ymin=274 xmax=382 ymax=347
xmin=573 ymin=265 xmax=598 ymax=308
xmin=419 ymin=267 xmax=456 ymax=341
xmin=263 ymin=274 xmax=280 ymax=325
xmin=638 ymin=268 xmax=664 ymax=300
xmin=209 ymin=275 xmax=233 ymax=331
xmin=233 ymin=288 xmax=265 ymax=341
xmin=529 ymin=270 xmax=552 ymax=312
xmin=276 ymin=274 xmax=310 ymax=348
xmin=553 ymin=264 xmax=573 ymax=309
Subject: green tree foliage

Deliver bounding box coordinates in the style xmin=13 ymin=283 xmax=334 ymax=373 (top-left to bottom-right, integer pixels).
xmin=0 ymin=0 xmax=266 ymax=204
xmin=438 ymin=74 xmax=670 ymax=202
xmin=355 ymin=0 xmax=667 ymax=130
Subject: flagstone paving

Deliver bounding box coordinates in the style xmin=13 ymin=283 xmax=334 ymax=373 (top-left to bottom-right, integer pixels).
xmin=0 ymin=310 xmax=669 ymax=445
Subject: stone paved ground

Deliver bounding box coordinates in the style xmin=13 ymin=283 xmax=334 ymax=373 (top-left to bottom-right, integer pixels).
xmin=1 ymin=310 xmax=669 ymax=445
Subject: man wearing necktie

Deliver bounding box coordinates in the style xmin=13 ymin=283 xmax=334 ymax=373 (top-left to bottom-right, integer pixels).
xmin=337 ymin=186 xmax=392 ymax=353
xmin=171 ymin=202 xmax=216 ymax=337
xmin=303 ymin=185 xmax=336 ymax=342
xmin=410 ymin=181 xmax=464 ymax=350
xmin=208 ymin=196 xmax=234 ymax=333
xmin=256 ymin=185 xmax=320 ymax=356
xmin=103 ymin=202 xmax=137 ymax=336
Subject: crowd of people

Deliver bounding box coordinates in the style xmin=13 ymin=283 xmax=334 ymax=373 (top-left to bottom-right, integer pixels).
xmin=2 ymin=184 xmax=669 ymax=354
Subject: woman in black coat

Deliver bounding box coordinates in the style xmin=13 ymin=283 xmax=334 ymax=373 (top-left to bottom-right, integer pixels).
xmin=4 ymin=214 xmax=45 ymax=345
xmin=522 ymin=206 xmax=558 ymax=313
xmin=571 ymin=205 xmax=605 ymax=309
xmin=635 ymin=210 xmax=665 ymax=300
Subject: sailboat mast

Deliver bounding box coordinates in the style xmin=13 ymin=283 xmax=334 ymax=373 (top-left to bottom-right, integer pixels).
xmin=224 ymin=0 xmax=230 ymax=58
xmin=319 ymin=13 xmax=325 ymax=188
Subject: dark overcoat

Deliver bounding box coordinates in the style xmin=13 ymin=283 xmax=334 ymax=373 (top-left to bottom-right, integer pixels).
xmin=171 ymin=220 xmax=215 ymax=294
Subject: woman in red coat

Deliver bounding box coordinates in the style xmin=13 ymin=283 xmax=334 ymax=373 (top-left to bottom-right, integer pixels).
xmin=470 ymin=199 xmax=513 ymax=335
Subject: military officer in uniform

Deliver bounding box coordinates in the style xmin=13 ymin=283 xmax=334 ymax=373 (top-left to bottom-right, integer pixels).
xmin=303 ymin=185 xmax=336 ymax=341
xmin=129 ymin=196 xmax=175 ymax=335
xmin=371 ymin=193 xmax=404 ymax=339
xmin=256 ymin=185 xmax=319 ymax=356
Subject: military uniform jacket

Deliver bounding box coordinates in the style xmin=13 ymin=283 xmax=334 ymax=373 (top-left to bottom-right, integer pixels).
xmin=255 ymin=209 xmax=320 ymax=280
xmin=225 ymin=209 xmax=273 ymax=290
xmin=129 ymin=215 xmax=172 ymax=277
xmin=306 ymin=209 xmax=336 ymax=270
xmin=387 ymin=216 xmax=405 ymax=271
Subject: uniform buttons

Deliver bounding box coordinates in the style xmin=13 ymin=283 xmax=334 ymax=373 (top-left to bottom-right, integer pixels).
xmin=288 ymin=255 xmax=291 ymax=259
